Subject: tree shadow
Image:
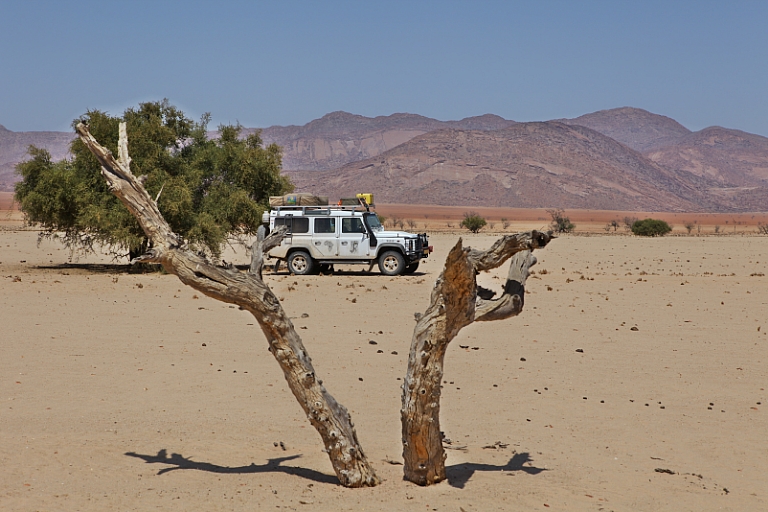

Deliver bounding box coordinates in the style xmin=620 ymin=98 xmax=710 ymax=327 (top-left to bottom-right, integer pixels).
xmin=445 ymin=452 xmax=547 ymax=489
xmin=125 ymin=449 xmax=338 ymax=485
xmin=36 ymin=263 xmax=142 ymax=274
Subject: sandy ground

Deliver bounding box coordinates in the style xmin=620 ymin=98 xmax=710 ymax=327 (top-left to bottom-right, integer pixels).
xmin=374 ymin=203 xmax=768 ymax=235
xmin=2 ymin=210 xmax=767 ymax=511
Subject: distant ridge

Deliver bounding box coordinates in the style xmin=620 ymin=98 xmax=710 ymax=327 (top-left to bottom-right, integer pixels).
xmin=644 ymin=126 xmax=768 ymax=187
xmin=287 ymin=121 xmax=724 ymax=211
xmin=4 ymin=108 xmax=768 ymax=211
xmin=556 ymin=107 xmax=692 ymax=152
xmin=255 ymin=111 xmax=516 ymax=171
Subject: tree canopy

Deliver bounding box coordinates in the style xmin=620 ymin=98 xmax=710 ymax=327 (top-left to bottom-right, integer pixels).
xmin=14 ymin=100 xmax=293 ymax=260
xmin=631 ymin=218 xmax=672 ymax=237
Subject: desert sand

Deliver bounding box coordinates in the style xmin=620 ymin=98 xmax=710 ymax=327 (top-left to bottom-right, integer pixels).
xmin=2 ymin=207 xmax=767 ymax=511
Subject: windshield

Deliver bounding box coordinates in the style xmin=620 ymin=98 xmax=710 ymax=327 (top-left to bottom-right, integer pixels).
xmin=365 ymin=213 xmax=384 ymax=232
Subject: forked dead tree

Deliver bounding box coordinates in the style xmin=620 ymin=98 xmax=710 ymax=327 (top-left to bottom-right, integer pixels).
xmin=75 ymin=122 xmax=380 ymax=487
xmin=401 ymin=232 xmax=552 ymax=485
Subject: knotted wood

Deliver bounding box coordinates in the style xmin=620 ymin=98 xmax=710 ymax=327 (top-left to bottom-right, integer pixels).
xmin=401 ymin=232 xmax=551 ymax=485
xmin=76 ymin=122 xmax=379 ymax=487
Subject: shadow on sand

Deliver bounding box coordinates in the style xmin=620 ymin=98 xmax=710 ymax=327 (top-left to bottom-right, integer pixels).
xmin=125 ymin=449 xmax=338 ymax=485
xmin=36 ymin=263 xmax=144 ymax=274
xmin=446 ymin=452 xmax=547 ymax=489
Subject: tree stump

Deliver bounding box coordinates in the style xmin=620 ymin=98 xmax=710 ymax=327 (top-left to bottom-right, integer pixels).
xmin=401 ymin=232 xmax=551 ymax=485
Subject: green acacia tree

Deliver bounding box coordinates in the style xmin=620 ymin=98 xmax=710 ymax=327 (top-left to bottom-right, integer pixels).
xmin=631 ymin=218 xmax=672 ymax=237
xmin=14 ymin=100 xmax=292 ymax=261
xmin=461 ymin=211 xmax=487 ymax=233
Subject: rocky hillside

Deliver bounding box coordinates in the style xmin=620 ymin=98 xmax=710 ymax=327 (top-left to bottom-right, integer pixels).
xmin=255 ymin=111 xmax=516 ymax=171
xmin=644 ymin=126 xmax=768 ymax=187
xmin=287 ymin=122 xmax=725 ymax=211
xmin=556 ymin=107 xmax=692 ymax=152
xmin=5 ymin=108 xmax=768 ymax=211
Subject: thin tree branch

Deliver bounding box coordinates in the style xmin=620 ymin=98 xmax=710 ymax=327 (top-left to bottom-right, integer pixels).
xmin=75 ymin=122 xmax=380 ymax=488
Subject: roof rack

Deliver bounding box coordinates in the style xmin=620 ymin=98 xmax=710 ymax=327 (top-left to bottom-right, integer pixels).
xmin=272 ymin=197 xmax=374 ymax=214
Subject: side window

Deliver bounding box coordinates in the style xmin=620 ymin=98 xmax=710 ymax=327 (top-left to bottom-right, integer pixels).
xmin=274 ymin=216 xmax=309 ymax=234
xmin=314 ymin=218 xmax=336 ymax=234
xmin=342 ymin=217 xmax=366 ymax=233
xmin=292 ymin=217 xmax=309 ymax=233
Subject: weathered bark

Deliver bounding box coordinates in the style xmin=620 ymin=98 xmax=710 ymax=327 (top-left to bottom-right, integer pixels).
xmin=401 ymin=232 xmax=551 ymax=486
xmin=76 ymin=122 xmax=379 ymax=487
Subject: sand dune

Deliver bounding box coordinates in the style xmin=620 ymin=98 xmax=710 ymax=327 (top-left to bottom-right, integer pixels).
xmin=1 ymin=217 xmax=767 ymax=510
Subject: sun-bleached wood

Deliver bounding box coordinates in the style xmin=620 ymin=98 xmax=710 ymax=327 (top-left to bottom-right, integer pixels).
xmin=401 ymin=232 xmax=551 ymax=485
xmin=75 ymin=122 xmax=380 ymax=488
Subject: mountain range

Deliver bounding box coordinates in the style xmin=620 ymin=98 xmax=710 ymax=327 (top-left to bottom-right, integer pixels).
xmin=3 ymin=107 xmax=768 ymax=212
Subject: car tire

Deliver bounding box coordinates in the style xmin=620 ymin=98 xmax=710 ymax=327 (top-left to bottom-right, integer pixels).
xmin=403 ymin=261 xmax=420 ymax=274
xmin=378 ymin=250 xmax=405 ymax=276
xmin=288 ymin=251 xmax=315 ymax=275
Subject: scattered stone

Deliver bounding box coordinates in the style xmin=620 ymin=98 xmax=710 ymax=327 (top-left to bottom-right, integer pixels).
xmin=630 ymin=326 xmax=639 ymax=331
xmin=301 ymin=313 xmax=309 ymax=318
xmin=391 ymin=351 xmax=398 ymax=355
xmin=655 ymin=468 xmax=675 ymax=475
xmin=520 ymin=357 xmax=526 ymax=361
xmin=575 ymin=348 xmax=584 ymax=353
xmin=368 ymin=340 xmax=377 ymax=345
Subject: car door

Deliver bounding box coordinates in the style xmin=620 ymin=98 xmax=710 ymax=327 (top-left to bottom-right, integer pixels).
xmin=311 ymin=217 xmax=338 ymax=257
xmin=339 ymin=216 xmax=370 ymax=258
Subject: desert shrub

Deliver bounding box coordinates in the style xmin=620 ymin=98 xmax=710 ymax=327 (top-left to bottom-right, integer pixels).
xmin=631 ymin=218 xmax=672 ymax=237
xmin=684 ymin=221 xmax=695 ymax=234
xmin=547 ymin=208 xmax=575 ymax=233
xmin=623 ymin=216 xmax=638 ymax=232
xmin=501 ymin=217 xmax=510 ymax=229
xmin=757 ymin=223 xmax=768 ymax=235
xmin=460 ymin=211 xmax=487 ymax=233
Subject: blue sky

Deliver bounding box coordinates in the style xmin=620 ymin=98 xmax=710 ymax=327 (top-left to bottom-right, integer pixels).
xmin=2 ymin=1 xmax=767 ymax=135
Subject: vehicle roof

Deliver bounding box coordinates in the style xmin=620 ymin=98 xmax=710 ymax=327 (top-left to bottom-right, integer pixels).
xmin=270 ymin=206 xmax=373 ymax=217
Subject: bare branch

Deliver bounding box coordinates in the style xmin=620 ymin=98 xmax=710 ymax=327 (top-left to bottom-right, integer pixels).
xmin=76 ymin=122 xmax=380 ymax=488
xmin=475 ymin=250 xmax=535 ymax=322
xmin=250 ymin=225 xmax=288 ymax=277
xmin=401 ymin=232 xmax=552 ymax=486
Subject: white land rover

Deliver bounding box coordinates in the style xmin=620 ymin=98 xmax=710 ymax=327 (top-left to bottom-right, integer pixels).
xmin=263 ymin=203 xmax=432 ymax=276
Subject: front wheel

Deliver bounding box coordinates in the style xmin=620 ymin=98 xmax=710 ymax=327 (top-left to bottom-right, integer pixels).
xmin=403 ymin=261 xmax=420 ymax=274
xmin=287 ymin=251 xmax=315 ymax=275
xmin=378 ymin=250 xmax=405 ymax=276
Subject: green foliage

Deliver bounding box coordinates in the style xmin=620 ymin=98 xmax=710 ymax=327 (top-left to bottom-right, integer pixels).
xmin=15 ymin=100 xmax=292 ymax=260
xmin=631 ymin=218 xmax=672 ymax=237
xmin=547 ymin=208 xmax=575 ymax=233
xmin=460 ymin=211 xmax=487 ymax=233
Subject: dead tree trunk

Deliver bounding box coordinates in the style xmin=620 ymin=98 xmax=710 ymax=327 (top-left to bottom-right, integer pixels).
xmin=75 ymin=122 xmax=380 ymax=488
xmin=401 ymin=233 xmax=551 ymax=485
